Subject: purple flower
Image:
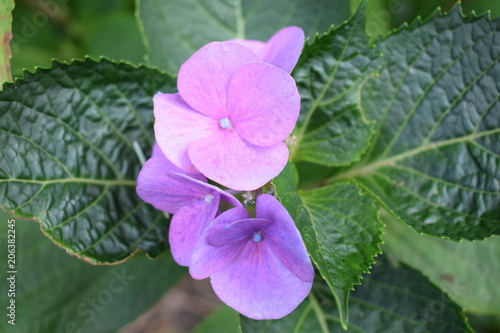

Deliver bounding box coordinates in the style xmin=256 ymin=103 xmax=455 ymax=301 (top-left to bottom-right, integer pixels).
xmin=154 ymin=41 xmax=301 ymax=191
xmin=136 ymin=144 xmax=241 ymax=266
xmin=189 ymin=194 xmax=314 ymax=319
xmin=232 ymin=26 xmax=305 ymax=73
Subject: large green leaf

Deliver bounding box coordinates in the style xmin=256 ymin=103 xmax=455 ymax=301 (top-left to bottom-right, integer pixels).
xmin=240 ymin=255 xmax=472 ymax=333
xmin=0 ymin=214 xmax=185 ymax=333
xmin=272 ymin=163 xmax=383 ymax=328
xmin=290 ymin=2 xmax=376 ymax=167
xmin=382 ymin=210 xmax=500 ymax=315
xmin=192 ymin=305 xmax=239 ymax=333
xmin=330 ymin=6 xmax=500 ymax=240
xmin=0 ymin=58 xmax=176 ymax=263
xmin=136 ymin=0 xmax=352 ymax=74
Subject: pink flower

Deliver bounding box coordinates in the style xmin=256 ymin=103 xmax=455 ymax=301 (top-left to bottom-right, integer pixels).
xmin=154 ymin=41 xmax=301 ymax=191
xmin=232 ymin=26 xmax=305 ymax=73
xmin=136 ymin=144 xmax=240 ymax=266
xmin=189 ymin=194 xmax=314 ymax=319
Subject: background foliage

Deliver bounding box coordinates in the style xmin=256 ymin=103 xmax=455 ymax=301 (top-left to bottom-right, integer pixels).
xmin=1 ymin=0 xmax=499 ymax=332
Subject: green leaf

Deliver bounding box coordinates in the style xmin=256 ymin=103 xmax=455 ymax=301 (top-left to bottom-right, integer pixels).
xmin=0 ymin=58 xmax=176 ymax=263
xmin=272 ymin=163 xmax=383 ymax=328
xmin=240 ymin=255 xmax=472 ymax=333
xmin=192 ymin=305 xmax=239 ymax=333
xmin=0 ymin=213 xmax=185 ymax=333
xmin=382 ymin=210 xmax=500 ymax=315
xmin=463 ymin=0 xmax=500 ymax=19
xmin=136 ymin=0 xmax=352 ymax=74
xmin=0 ymin=0 xmax=14 ymax=84
xmin=82 ymin=13 xmax=147 ymax=65
xmin=290 ymin=2 xmax=376 ymax=167
xmin=331 ymin=6 xmax=500 ymax=240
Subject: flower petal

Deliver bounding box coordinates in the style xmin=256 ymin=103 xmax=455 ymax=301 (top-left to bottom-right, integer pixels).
xmin=177 ymin=41 xmax=259 ymax=119
xmin=188 ymin=130 xmax=289 ymax=191
xmin=207 ymin=218 xmax=273 ymax=247
xmin=169 ymin=199 xmax=219 ymax=266
xmin=167 ymin=172 xmax=242 ymax=208
xmin=189 ymin=207 xmax=249 ymax=279
xmin=150 ymin=143 xmax=206 ymax=181
xmin=230 ymin=39 xmax=266 ymax=57
xmin=136 ymin=148 xmax=207 ymax=213
xmin=154 ymin=93 xmax=217 ymax=172
xmin=210 ymin=240 xmax=312 ymax=319
xmin=260 ymin=26 xmax=305 ymax=73
xmin=257 ymin=194 xmax=314 ymax=282
xmin=228 ymin=62 xmax=300 ymax=147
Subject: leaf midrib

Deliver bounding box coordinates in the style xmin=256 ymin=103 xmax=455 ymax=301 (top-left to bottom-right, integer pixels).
xmin=328 ymin=127 xmax=500 ymax=182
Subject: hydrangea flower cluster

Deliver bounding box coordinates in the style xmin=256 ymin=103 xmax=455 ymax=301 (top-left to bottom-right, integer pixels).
xmin=137 ymin=27 xmax=314 ymax=319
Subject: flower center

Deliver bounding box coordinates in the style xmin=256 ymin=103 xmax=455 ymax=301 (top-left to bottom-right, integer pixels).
xmin=204 ymin=194 xmax=214 ymax=203
xmin=253 ymin=231 xmax=263 ymax=242
xmin=219 ymin=118 xmax=232 ymax=129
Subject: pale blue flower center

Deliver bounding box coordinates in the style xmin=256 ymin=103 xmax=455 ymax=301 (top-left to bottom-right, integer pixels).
xmin=253 ymin=232 xmax=263 ymax=242
xmin=219 ymin=118 xmax=232 ymax=129
xmin=204 ymin=194 xmax=214 ymax=203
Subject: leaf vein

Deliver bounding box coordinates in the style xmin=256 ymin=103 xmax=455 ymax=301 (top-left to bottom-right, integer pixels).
xmin=76 ymin=201 xmax=145 ymax=254
xmin=63 ymin=69 xmax=136 ymax=152
xmin=392 ymin=164 xmax=499 ymax=195
xmin=374 ymin=171 xmax=499 ymax=222
xmin=377 ymin=27 xmax=496 ymax=160
xmin=11 ymin=100 xmax=123 ymax=179
xmin=422 ymin=55 xmax=500 ymax=144
xmin=45 ymin=185 xmax=111 ymax=231
xmin=295 ymin=13 xmax=360 ymax=149
xmin=3 ymin=129 xmax=74 ymax=178
xmin=195 ymin=1 xmax=238 ymax=37
xmin=116 ymin=210 xmax=166 ymax=258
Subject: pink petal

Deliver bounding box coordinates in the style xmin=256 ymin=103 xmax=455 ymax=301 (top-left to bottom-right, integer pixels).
xmin=189 ymin=207 xmax=249 ymax=279
xmin=154 ymin=93 xmax=218 ymax=172
xmin=230 ymin=39 xmax=266 ymax=57
xmin=261 ymin=26 xmax=305 ymax=73
xmin=169 ymin=199 xmax=219 ymax=266
xmin=136 ymin=149 xmax=207 ymax=213
xmin=256 ymin=194 xmax=314 ymax=282
xmin=210 ymin=240 xmax=312 ymax=319
xmin=177 ymin=42 xmax=259 ymax=119
xmin=207 ymin=218 xmax=273 ymax=247
xmin=167 ymin=172 xmax=242 ymax=208
xmin=228 ymin=62 xmax=300 ymax=147
xmin=151 ymin=143 xmax=206 ymax=181
xmin=188 ymin=130 xmax=289 ymax=191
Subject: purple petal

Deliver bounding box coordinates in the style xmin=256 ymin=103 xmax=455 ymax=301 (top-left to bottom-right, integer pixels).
xmin=230 ymin=39 xmax=266 ymax=56
xmin=150 ymin=143 xmax=205 ymax=181
xmin=228 ymin=62 xmax=300 ymax=147
xmin=188 ymin=130 xmax=289 ymax=191
xmin=189 ymin=207 xmax=249 ymax=279
xmin=167 ymin=172 xmax=242 ymax=208
xmin=261 ymin=26 xmax=305 ymax=73
xmin=177 ymin=42 xmax=259 ymax=119
xmin=210 ymin=240 xmax=312 ymax=319
xmin=207 ymin=218 xmax=273 ymax=247
xmin=257 ymin=194 xmax=314 ymax=282
xmin=169 ymin=199 xmax=219 ymax=266
xmin=151 ymin=142 xmax=164 ymax=157
xmin=136 ymin=149 xmax=207 ymax=213
xmin=154 ymin=93 xmax=218 ymax=172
